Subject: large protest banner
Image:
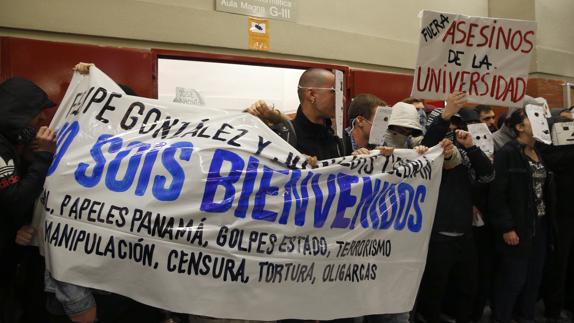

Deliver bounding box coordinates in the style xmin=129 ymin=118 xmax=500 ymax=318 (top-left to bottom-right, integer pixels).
xmin=411 ymin=10 xmax=536 ymax=107
xmin=40 ymin=68 xmax=444 ymax=320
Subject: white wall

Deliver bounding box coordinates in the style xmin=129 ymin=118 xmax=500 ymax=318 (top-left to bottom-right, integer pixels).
xmin=158 ymin=59 xmax=304 ymax=113
xmin=0 ymin=0 xmax=572 ymax=78
xmin=534 ymin=0 xmax=574 ymax=77
xmin=0 ymin=0 xmax=486 ymax=70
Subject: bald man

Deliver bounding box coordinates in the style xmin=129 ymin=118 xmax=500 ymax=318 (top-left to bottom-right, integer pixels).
xmin=287 ymin=68 xmax=343 ymax=160
xmin=246 ymin=68 xmax=344 ymax=160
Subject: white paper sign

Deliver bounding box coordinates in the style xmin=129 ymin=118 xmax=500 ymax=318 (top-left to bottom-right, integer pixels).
xmin=411 ymin=11 xmax=537 ymax=107
xmin=467 ymin=123 xmax=494 ymax=158
xmin=335 ymin=69 xmax=344 ymax=139
xmin=41 ymin=68 xmax=446 ymax=320
xmin=551 ymin=121 xmax=574 ymax=146
xmin=525 ymin=104 xmax=551 ymax=144
xmin=369 ymin=106 xmax=393 ymax=145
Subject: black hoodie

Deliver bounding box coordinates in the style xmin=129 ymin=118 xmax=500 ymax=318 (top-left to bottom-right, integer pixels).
xmin=0 ymin=77 xmax=53 ymax=256
xmin=423 ymin=108 xmax=495 ymax=235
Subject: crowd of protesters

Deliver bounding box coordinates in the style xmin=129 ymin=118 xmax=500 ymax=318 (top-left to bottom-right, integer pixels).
xmin=1 ymin=65 xmax=574 ymax=323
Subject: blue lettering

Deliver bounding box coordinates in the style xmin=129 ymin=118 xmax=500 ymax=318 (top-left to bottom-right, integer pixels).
xmin=378 ymin=183 xmax=396 ymax=230
xmin=252 ymin=166 xmax=285 ymax=222
xmin=106 ymin=141 xmax=150 ymax=192
xmin=75 ymin=134 xmax=122 ymax=188
xmin=361 ymin=179 xmax=384 ymax=229
xmin=135 ymin=144 xmax=160 ymax=196
xmin=279 ymin=171 xmax=312 ymax=227
xmin=408 ymin=185 xmax=426 ymax=232
xmin=349 ymin=177 xmax=373 ymax=229
xmin=234 ymin=157 xmax=259 ymax=218
xmin=394 ymin=183 xmax=414 ymax=231
xmin=312 ymin=173 xmax=336 ymax=228
xmin=152 ymin=142 xmax=193 ymax=201
xmin=331 ymin=173 xmax=358 ymax=229
xmin=48 ymin=121 xmax=80 ymax=176
xmin=278 ymin=169 xmax=299 ymax=225
xmin=200 ymin=149 xmax=244 ymax=212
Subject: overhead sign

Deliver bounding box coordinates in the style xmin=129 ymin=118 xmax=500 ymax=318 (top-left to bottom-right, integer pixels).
xmin=335 ymin=69 xmax=344 ymax=138
xmin=248 ymin=17 xmax=270 ymax=51
xmin=216 ymin=0 xmax=296 ymax=22
xmin=41 ymin=68 xmax=444 ymax=320
xmin=411 ymin=10 xmax=537 ymax=107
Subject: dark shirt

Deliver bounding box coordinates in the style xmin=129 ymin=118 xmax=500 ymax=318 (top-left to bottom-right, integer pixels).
xmin=291 ymin=106 xmax=343 ymax=160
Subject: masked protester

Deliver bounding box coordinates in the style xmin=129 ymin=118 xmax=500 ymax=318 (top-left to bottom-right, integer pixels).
xmin=489 ymin=109 xmax=557 ymax=323
xmin=0 ymin=77 xmax=56 ymax=322
xmin=416 ymin=93 xmax=495 ymax=323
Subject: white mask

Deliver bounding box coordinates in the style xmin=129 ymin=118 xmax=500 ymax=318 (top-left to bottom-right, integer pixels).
xmin=525 ymin=104 xmax=551 ymax=145
xmin=467 ymin=123 xmax=494 ymax=158
xmin=368 ymin=106 xmax=392 ymax=145
xmin=551 ymin=121 xmax=574 ymax=146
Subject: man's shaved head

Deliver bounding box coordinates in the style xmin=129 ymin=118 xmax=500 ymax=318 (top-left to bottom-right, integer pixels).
xmin=297 ymin=68 xmax=334 ymax=102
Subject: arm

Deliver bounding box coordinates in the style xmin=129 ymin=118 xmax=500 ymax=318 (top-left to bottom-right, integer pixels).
xmin=455 ymin=129 xmax=494 ymax=183
xmin=0 ymin=127 xmax=55 ymax=212
xmin=244 ymin=100 xmax=289 ymax=126
xmin=421 ymin=92 xmax=466 ymax=147
xmin=421 ymin=114 xmax=450 ymax=147
xmin=465 ymin=146 xmax=495 ymax=183
xmin=0 ymin=150 xmax=53 ymax=209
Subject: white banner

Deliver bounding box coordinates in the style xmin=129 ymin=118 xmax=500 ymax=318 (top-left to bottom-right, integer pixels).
xmin=411 ymin=10 xmax=536 ymax=107
xmin=41 ymin=68 xmax=444 ymax=320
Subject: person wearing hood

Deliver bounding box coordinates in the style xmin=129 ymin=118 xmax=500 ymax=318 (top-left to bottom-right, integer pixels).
xmin=0 ymin=77 xmax=56 ymax=321
xmin=416 ymin=94 xmax=495 ymax=323
xmin=401 ymin=98 xmax=428 ymax=134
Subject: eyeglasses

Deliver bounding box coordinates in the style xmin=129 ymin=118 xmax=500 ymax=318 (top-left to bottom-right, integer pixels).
xmin=297 ymin=85 xmax=336 ymax=93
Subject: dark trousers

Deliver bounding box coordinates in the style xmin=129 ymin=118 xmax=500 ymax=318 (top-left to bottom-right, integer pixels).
xmin=492 ymin=217 xmax=548 ymax=323
xmin=544 ymin=216 xmax=574 ymax=317
xmin=0 ymin=246 xmax=50 ymax=323
xmin=47 ymin=293 xmax=164 ymax=323
xmin=471 ymin=225 xmax=495 ymax=321
xmin=417 ymin=234 xmax=478 ymax=323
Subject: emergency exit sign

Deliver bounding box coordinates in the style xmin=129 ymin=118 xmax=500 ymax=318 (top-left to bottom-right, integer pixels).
xmin=216 ymin=0 xmax=296 ymax=22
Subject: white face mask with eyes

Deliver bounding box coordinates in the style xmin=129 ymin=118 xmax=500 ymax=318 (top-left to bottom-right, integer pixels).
xmin=368 ymin=106 xmax=392 ymax=146
xmin=525 ymin=104 xmax=551 ymax=145
xmin=467 ymin=123 xmax=494 ymax=158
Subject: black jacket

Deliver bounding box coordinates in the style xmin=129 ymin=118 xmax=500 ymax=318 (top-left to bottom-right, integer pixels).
xmin=433 ymin=146 xmax=494 ymax=235
xmin=290 ymin=106 xmax=343 ymax=160
xmin=421 ymin=112 xmax=495 ymax=235
xmin=0 ymin=78 xmax=53 ymax=257
xmin=539 ymin=143 xmax=574 ymax=219
xmin=489 ymin=140 xmax=557 ymax=256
